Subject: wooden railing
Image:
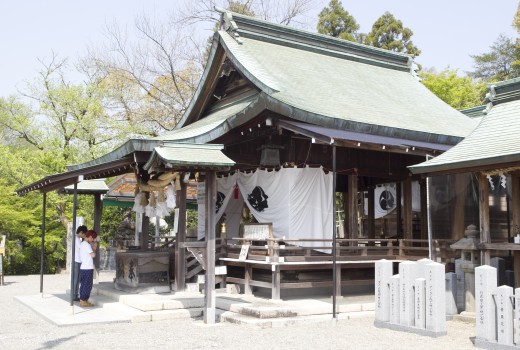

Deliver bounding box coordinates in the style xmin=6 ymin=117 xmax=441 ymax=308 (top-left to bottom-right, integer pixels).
xmin=220 ymin=237 xmax=458 ymax=264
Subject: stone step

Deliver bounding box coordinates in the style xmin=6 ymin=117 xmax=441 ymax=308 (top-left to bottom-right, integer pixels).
xmin=219 ymin=310 xmax=337 ymax=328
xmin=88 ymin=288 xmax=204 ymax=323
xmin=215 ymin=296 xmax=374 ymax=319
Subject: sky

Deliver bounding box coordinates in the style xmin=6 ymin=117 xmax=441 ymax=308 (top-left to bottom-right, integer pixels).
xmin=0 ymin=0 xmax=518 ymax=98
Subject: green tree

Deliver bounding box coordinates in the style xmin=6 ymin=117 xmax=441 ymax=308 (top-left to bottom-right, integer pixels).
xmin=364 ymin=12 xmax=421 ymax=57
xmin=420 ymin=68 xmax=486 ymax=109
xmin=316 ymin=0 xmax=359 ymax=41
xmin=513 ymin=1 xmax=520 ymax=33
xmin=470 ymin=34 xmax=520 ymax=82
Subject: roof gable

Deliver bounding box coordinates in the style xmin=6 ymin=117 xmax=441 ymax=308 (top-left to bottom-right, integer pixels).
xmin=409 ymin=78 xmax=520 ymax=175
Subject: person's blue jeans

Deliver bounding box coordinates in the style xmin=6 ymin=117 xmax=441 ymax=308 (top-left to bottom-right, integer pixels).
xmin=73 ymin=261 xmax=81 ymax=299
xmin=79 ymin=269 xmax=94 ymax=301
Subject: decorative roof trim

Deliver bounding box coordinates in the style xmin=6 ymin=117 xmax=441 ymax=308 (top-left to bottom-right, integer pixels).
xmin=175 ymin=34 xmax=227 ymax=129
xmin=66 ymin=139 xmax=160 ymax=171
xmin=215 ymin=9 xmax=413 ymax=72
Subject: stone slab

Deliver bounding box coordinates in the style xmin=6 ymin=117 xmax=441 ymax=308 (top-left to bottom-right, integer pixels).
xmin=374 ymin=320 xmax=447 ymax=338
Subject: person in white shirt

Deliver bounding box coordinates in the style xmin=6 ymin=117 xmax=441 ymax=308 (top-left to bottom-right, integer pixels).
xmin=79 ymin=230 xmax=98 ymax=307
xmin=73 ymin=225 xmax=87 ymax=302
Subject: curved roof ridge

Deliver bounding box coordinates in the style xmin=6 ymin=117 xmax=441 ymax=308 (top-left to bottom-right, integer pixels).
xmin=217 ymin=8 xmax=413 ymax=72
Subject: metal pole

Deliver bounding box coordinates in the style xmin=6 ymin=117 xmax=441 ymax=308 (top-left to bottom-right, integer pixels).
xmin=70 ymin=180 xmax=79 ymax=306
xmin=332 ymin=143 xmax=337 ymax=318
xmin=40 ymin=192 xmax=47 ymax=294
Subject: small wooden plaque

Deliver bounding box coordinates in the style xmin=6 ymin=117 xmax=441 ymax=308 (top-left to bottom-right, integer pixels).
xmin=243 ymin=223 xmax=273 ymax=240
xmin=239 ymin=244 xmax=250 ymax=261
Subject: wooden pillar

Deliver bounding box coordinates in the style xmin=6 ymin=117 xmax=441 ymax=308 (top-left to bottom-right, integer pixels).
xmin=244 ymin=263 xmax=252 ymax=295
xmin=511 ymin=173 xmax=520 ymax=288
xmin=348 ymin=175 xmax=358 ymax=242
xmin=204 ymin=171 xmax=217 ymax=324
xmin=396 ymin=182 xmax=402 ymax=238
xmin=403 ymin=178 xmax=413 ymax=240
xmin=93 ymin=193 xmax=102 ymax=271
xmin=368 ymin=186 xmax=375 ymax=240
xmin=478 ymin=173 xmax=490 ymax=265
xmin=335 ymin=261 xmax=342 ymax=298
xmin=140 ymin=216 xmax=149 ymax=250
xmin=451 ymin=173 xmax=469 ymax=241
xmin=343 ymin=192 xmax=349 ymax=239
xmin=174 ymin=179 xmax=187 ymax=292
xmin=419 ymin=180 xmax=428 ymax=240
xmin=272 ymin=265 xmax=281 ymax=300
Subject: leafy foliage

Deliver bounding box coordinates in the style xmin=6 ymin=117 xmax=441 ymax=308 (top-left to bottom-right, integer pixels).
xmin=317 ymin=0 xmax=359 ymax=41
xmin=364 ymin=12 xmax=420 ymax=57
xmin=420 ymin=69 xmax=486 ymax=109
xmin=469 ymin=34 xmax=520 ymax=82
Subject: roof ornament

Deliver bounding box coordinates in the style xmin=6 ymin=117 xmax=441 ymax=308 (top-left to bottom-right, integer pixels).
xmin=408 ymin=58 xmax=420 ymax=81
xmin=220 ymin=58 xmax=235 ymax=77
xmin=482 ymin=86 xmax=496 ymax=115
xmin=219 ymin=10 xmax=243 ymax=45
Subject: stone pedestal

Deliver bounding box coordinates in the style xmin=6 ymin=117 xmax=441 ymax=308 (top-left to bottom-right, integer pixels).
xmin=115 ymin=250 xmax=170 ymax=293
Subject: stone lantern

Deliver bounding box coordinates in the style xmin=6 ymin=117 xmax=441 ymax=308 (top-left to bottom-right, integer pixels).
xmin=450 ymin=224 xmax=481 ymax=315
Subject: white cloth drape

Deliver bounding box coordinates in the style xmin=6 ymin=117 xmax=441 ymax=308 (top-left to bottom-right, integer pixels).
xmin=237 ymin=167 xmax=333 ymax=250
xmin=200 ymin=167 xmax=333 ymax=250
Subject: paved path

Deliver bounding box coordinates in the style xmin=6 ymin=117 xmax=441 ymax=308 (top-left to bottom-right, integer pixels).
xmin=0 ymin=272 xmax=476 ymax=350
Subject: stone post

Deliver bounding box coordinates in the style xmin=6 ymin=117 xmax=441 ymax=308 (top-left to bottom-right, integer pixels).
xmin=475 ymin=265 xmax=497 ymax=342
xmin=425 ymin=262 xmax=446 ymax=333
xmin=496 ymin=285 xmax=513 ymax=346
xmin=415 ymin=278 xmax=426 ymax=329
xmin=399 ymin=261 xmax=418 ymax=327
xmin=514 ymin=288 xmax=520 ymax=345
xmin=390 ymin=274 xmax=400 ymax=324
xmin=375 ymin=259 xmax=393 ymax=322
xmin=445 ymin=272 xmax=458 ymax=316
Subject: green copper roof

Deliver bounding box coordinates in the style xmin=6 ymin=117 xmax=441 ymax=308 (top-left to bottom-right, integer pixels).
xmin=203 ymin=10 xmax=477 ymax=145
xmin=66 ymin=9 xmax=479 ymax=176
xmin=409 ymin=78 xmax=520 ymax=175
xmin=60 ymin=179 xmax=109 ymax=194
xmin=143 ymin=143 xmax=235 ymax=171
xmin=155 ymin=91 xmax=262 ymax=143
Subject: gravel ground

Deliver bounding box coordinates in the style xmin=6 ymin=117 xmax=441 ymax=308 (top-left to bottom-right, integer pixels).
xmin=0 ymin=272 xmax=477 ymax=350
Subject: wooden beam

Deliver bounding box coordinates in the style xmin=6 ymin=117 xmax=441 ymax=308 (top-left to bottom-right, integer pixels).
xmin=174 ymin=180 xmax=187 ymax=292
xmin=368 ymin=187 xmax=375 ymax=240
xmin=204 ymin=171 xmax=217 ymax=324
xmin=348 ymin=175 xmax=358 ymax=242
xmin=419 ymin=180 xmax=427 ymax=240
xmin=403 ymin=178 xmax=413 ymax=240
xmin=451 ymin=173 xmax=469 ymax=241
xmin=396 ymin=182 xmax=402 ymax=238
xmin=478 ymin=173 xmax=490 ymax=265
xmin=511 ymin=174 xmax=520 ymax=288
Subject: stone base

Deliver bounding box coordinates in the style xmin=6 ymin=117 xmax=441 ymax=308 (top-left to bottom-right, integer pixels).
xmin=453 ymin=311 xmax=476 ymax=323
xmin=475 ymin=338 xmax=520 ymax=350
xmin=115 ymin=282 xmax=170 ymax=294
xmin=374 ymin=320 xmax=447 ymax=338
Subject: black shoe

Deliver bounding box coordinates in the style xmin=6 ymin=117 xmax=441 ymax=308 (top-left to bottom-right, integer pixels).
xmin=73 ymin=297 xmax=80 ymax=302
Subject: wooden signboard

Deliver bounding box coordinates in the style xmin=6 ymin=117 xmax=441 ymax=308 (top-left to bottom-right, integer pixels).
xmin=238 ymin=244 xmax=250 ymax=261
xmin=243 ymin=223 xmax=273 ymax=240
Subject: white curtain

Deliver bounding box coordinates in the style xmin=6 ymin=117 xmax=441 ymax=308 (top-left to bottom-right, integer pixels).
xmin=201 ymin=167 xmax=334 ymax=250
xmin=237 ymin=167 xmax=333 ymax=250
xmin=198 ymin=173 xmax=243 ymax=240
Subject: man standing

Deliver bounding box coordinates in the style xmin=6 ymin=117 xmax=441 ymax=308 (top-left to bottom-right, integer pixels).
xmin=79 ymin=230 xmax=98 ymax=307
xmin=73 ymin=225 xmax=87 ymax=302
